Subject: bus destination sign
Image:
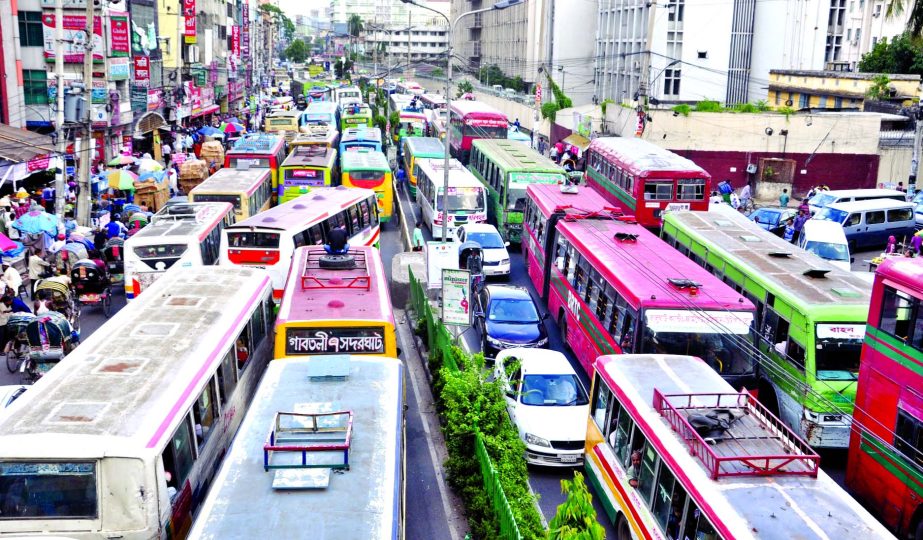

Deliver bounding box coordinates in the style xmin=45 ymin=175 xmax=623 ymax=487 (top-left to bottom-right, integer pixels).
xmin=286 ymin=327 xmax=386 ymax=355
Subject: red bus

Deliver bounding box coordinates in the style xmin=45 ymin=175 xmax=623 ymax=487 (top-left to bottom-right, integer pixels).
xmin=846 ymin=257 xmax=923 ymax=538
xmin=522 ymin=184 xmax=623 ymax=301
xmin=448 ymin=100 xmax=508 ymax=164
xmin=546 ymin=216 xmax=758 ymax=390
xmin=224 ymin=133 xmax=288 ymax=192
xmin=584 ymin=137 xmax=710 ymax=228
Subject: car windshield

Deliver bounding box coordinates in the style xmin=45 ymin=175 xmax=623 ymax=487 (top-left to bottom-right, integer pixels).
xmin=815 ymin=207 xmax=849 ymax=224
xmin=751 ymin=210 xmax=779 ymax=226
xmin=521 ymin=374 xmax=588 ymax=406
xmin=804 ymin=240 xmax=850 ymax=261
xmin=913 ymin=191 xmax=923 ymax=205
xmin=466 ymin=231 xmax=505 ymax=249
xmin=133 ymin=243 xmax=187 ymax=259
xmin=488 ymin=298 xmax=539 ymax=323
xmin=809 ymin=193 xmax=837 ymax=208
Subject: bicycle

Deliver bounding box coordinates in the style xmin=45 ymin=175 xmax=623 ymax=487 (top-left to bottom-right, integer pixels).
xmin=740 ymin=197 xmax=757 ymax=214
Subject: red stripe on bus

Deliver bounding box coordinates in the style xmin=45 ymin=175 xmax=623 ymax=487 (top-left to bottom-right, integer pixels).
xmin=592 ymin=445 xmax=653 ymax=540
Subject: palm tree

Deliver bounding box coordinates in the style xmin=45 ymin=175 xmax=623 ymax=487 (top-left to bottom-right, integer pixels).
xmin=347 ymin=14 xmax=364 ymax=58
xmin=887 ymin=0 xmax=923 ymax=39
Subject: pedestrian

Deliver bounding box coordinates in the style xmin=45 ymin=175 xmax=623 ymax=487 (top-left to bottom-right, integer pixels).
xmin=782 ymin=217 xmax=795 ymax=242
xmin=162 ymin=141 xmax=172 ymax=163
xmin=513 ymin=118 xmax=521 ymax=130
xmin=412 ymin=220 xmax=424 ymax=251
xmin=886 ymin=235 xmax=897 ymax=255
xmin=897 ymin=181 xmax=906 ymax=193
xmin=798 ymin=198 xmax=810 ymax=215
xmin=709 ymin=190 xmax=724 ymax=205
xmin=779 ymin=188 xmax=790 ymax=208
xmin=739 ymin=183 xmax=751 ymax=208
xmin=911 ymin=230 xmax=923 ymax=256
xmin=2 ymin=294 xmax=31 ymax=314
xmin=792 ymin=210 xmax=808 ymax=244
xmin=27 ymin=249 xmax=51 ymax=281
xmin=729 ymin=191 xmax=741 ymax=210
xmin=325 ymin=225 xmax=349 ymax=254
xmin=1 ymin=261 xmax=21 ymax=298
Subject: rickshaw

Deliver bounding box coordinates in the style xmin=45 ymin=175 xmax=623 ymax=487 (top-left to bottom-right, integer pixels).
xmin=4 ymin=313 xmax=35 ymax=374
xmin=103 ymin=237 xmax=124 ymax=282
xmin=54 ymin=242 xmax=90 ymax=276
xmin=33 ymin=278 xmax=79 ymax=333
xmin=20 ymin=311 xmax=76 ymax=383
xmin=71 ymin=259 xmax=113 ymax=317
xmin=458 ymin=242 xmax=486 ymax=293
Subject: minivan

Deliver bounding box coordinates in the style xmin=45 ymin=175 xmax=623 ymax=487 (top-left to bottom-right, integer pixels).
xmin=797 ymin=219 xmax=852 ymax=271
xmin=814 ymin=199 xmax=916 ymax=250
xmin=808 ymin=188 xmax=906 ymax=216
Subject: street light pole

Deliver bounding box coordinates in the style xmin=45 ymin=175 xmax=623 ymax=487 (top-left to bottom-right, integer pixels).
xmin=400 ymin=0 xmax=524 ymax=242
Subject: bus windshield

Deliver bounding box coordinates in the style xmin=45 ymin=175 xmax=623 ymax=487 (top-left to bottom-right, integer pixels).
xmin=228 ymin=231 xmax=280 ymax=249
xmin=0 ymin=461 xmax=98 ymax=519
xmin=804 ymin=240 xmax=850 ymax=262
xmin=437 ymin=187 xmax=485 ymax=213
xmin=464 ymin=124 xmax=506 ymax=139
xmin=640 ymin=310 xmax=755 ymax=375
xmin=193 ymin=194 xmax=242 ymax=210
xmin=815 ymin=324 xmax=863 ymax=380
xmin=133 ymin=243 xmax=188 ymax=260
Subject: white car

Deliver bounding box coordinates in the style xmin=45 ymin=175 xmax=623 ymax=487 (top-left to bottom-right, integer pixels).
xmin=455 ymin=223 xmax=511 ymax=277
xmin=493 ymin=348 xmax=589 ymax=466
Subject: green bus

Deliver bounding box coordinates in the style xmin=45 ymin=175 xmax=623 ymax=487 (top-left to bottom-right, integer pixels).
xmin=340 ymin=102 xmax=374 ymax=131
xmin=661 ymin=207 xmax=871 ymax=449
xmin=467 ymin=139 xmax=566 ymax=243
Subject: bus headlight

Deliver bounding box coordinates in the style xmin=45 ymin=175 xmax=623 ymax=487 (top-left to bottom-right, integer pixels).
xmin=525 ymin=433 xmax=551 ymax=447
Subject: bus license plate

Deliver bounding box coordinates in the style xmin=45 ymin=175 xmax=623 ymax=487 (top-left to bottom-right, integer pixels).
xmin=560 ymin=454 xmax=577 ymax=463
xmin=665 ymin=203 xmax=691 ymax=212
xmin=79 ymin=294 xmax=100 ymax=302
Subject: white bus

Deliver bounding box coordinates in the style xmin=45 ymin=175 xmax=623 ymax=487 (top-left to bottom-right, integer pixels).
xmin=333 ymin=85 xmax=362 ymax=107
xmin=124 ymin=201 xmax=234 ymax=300
xmin=219 ymin=186 xmax=380 ymax=300
xmin=397 ymin=80 xmax=425 ymax=96
xmin=0 ymin=267 xmax=275 ymax=540
xmin=414 ymin=157 xmax=487 ymax=239
xmin=188 ymin=355 xmax=405 ymax=539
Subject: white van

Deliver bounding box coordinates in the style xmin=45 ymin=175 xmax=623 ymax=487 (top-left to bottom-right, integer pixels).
xmin=808 ymin=188 xmax=906 ymax=216
xmin=814 ymin=199 xmax=916 ymax=250
xmin=797 ymin=219 xmax=852 ymax=271
xmin=414 ymin=157 xmax=487 ymax=239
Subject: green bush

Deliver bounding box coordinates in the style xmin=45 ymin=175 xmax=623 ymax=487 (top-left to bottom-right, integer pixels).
xmin=672 ymin=104 xmax=691 ymax=117
xmin=541 ymin=102 xmax=561 ymax=120
xmin=547 ymin=472 xmax=606 ymax=540
xmin=694 ymin=100 xmax=723 ymax=112
xmin=732 ymin=102 xmax=758 ymax=113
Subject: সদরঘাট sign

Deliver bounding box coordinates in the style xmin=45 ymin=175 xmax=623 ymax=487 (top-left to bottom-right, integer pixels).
xmin=286 ymin=327 xmax=385 ymax=355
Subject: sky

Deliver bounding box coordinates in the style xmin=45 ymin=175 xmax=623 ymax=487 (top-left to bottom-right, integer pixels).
xmin=277 ymin=0 xmax=328 ymax=20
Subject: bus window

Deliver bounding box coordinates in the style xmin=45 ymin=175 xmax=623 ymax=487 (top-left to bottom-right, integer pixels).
xmin=359 ymin=201 xmax=371 ymax=228
xmin=250 ymin=303 xmax=266 ymax=346
xmin=236 ymin=326 xmax=252 ymax=374
xmin=192 ymin=383 xmax=218 ymax=448
xmin=591 ymin=380 xmax=610 ymax=429
xmin=637 ymin=441 xmax=658 ymax=504
xmin=163 ymin=418 xmax=196 ymax=489
xmin=216 ymin=349 xmax=237 ymax=404
xmin=308 ymin=224 xmax=324 ymax=245
xmin=348 ymin=206 xmax=361 ymax=231
xmin=652 ymin=462 xmax=680 ymax=531
xmin=682 ymin=501 xmax=718 ymax=540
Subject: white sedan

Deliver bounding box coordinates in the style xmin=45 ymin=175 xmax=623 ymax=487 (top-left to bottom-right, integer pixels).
xmin=493 ymin=348 xmax=589 ymax=466
xmin=455 ymin=223 xmax=511 ymax=277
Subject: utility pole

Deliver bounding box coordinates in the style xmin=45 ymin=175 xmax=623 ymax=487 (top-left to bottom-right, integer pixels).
xmin=53 ymin=0 xmax=66 ymax=217
xmin=910 ymin=104 xmax=922 ymax=194
xmin=75 ymin=0 xmax=96 ymax=226
xmin=407 ymin=11 xmax=411 ymax=77
xmin=637 ymin=0 xmax=658 ymax=105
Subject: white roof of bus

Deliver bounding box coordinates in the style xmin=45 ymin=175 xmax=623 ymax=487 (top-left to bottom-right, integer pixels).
xmin=595 ymin=354 xmax=894 ymax=540
xmin=191 ymin=167 xmax=271 ymax=194
xmin=341 ymin=150 xmax=389 ymax=169
xmin=127 ymin=204 xmax=228 ymax=242
xmin=0 ymin=267 xmax=270 ymax=456
xmin=188 ymin=356 xmax=402 ymax=539
xmin=226 ymin=186 xmax=375 ymax=231
xmin=415 ymin=158 xmax=482 ymax=188
xmin=305 ymin=102 xmax=338 ymax=114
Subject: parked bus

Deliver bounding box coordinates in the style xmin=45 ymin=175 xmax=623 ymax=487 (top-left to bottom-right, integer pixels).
xmin=546 ymin=216 xmax=758 ymax=389
xmin=263 ymin=109 xmax=300 ymax=141
xmin=0 ymin=267 xmax=274 ymax=540
xmin=339 ymin=127 xmax=383 ymax=155
xmin=189 ymin=167 xmax=273 ymax=223
xmin=340 ymin=102 xmax=374 ymax=130
xmin=123 ymin=201 xmax=234 ymax=300
xmin=220 ymin=186 xmax=380 ymax=300
xmin=341 ymin=150 xmax=394 ymax=223
xmin=402 ymin=137 xmax=444 ymax=197
xmin=468 ymin=139 xmax=566 ymax=243
xmin=333 ymin=85 xmax=362 ymax=106
xmin=299 ymin=101 xmax=339 ymax=131
xmin=447 ymin=100 xmax=508 ymax=164
xmin=225 ymin=133 xmax=287 ymax=191
xmin=585 ymin=137 xmax=711 ymax=228
xmin=188 ymin=355 xmax=405 ymax=539
xmin=275 ymin=246 xmax=397 ymax=359
xmin=415 ymin=157 xmax=487 ymax=239
xmin=278 ymin=146 xmax=338 ymax=202
xmin=522 ymin=183 xmax=621 ymax=300
xmin=661 ymin=209 xmax=872 ymax=448
xmin=389 ymin=93 xmax=413 ymax=115
xmin=585 ymin=354 xmax=893 ymax=540
xmin=847 ymin=257 xmax=923 ymax=538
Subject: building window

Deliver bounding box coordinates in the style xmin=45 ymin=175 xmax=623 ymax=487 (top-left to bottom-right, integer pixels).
xmin=18 ymin=11 xmax=44 ymax=47
xmin=663 ymin=68 xmax=680 ymax=96
xmin=23 ymin=70 xmax=48 ymax=106
xmin=798 ymin=93 xmax=808 ymax=108
xmin=847 ymin=28 xmax=852 ymax=40
xmin=819 ymin=95 xmax=827 ymax=107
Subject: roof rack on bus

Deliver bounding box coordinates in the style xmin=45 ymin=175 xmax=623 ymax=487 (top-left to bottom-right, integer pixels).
xmin=263 ymin=409 xmax=354 ymax=489
xmin=654 ymin=389 xmax=820 ymax=480
xmin=301 ymin=249 xmax=371 ymax=291
xmin=232 ymin=133 xmax=282 ymax=152
xmin=559 ymin=206 xmax=625 ymax=222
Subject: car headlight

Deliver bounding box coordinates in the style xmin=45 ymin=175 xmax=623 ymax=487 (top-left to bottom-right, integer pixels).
xmin=486 ymin=335 xmax=503 ymax=346
xmin=525 ymin=433 xmax=551 ymax=447
xmin=500 ymin=258 xmax=510 ymax=265
xmin=803 ymin=408 xmax=819 ymax=422
xmin=535 ymin=337 xmax=548 ymax=347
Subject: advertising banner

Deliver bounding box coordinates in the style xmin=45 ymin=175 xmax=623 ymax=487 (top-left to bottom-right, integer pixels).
xmin=133 ymin=55 xmax=150 ymax=86
xmin=147 ymin=89 xmax=162 ymax=112
xmin=42 ymin=14 xmax=103 ymax=63
xmin=231 ymin=25 xmax=240 ymax=57
xmin=442 ymin=269 xmax=471 ymax=326
xmin=109 ymin=57 xmax=130 ymax=80
xmin=108 ymin=12 xmax=130 ymax=57
xmin=183 ymin=0 xmax=196 ymax=44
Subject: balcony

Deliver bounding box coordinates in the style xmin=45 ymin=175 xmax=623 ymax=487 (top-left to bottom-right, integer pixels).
xmin=471 ymin=13 xmax=482 ymax=29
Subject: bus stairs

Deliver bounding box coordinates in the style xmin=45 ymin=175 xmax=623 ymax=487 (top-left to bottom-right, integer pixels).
xmin=263 ymin=410 xmax=354 ymax=490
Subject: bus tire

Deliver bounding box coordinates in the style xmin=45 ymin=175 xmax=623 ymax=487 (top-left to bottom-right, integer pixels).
xmin=615 ymin=513 xmax=632 ymax=540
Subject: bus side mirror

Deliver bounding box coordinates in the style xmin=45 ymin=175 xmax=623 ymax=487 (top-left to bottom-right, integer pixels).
xmin=541 ymin=312 xmax=549 ymax=321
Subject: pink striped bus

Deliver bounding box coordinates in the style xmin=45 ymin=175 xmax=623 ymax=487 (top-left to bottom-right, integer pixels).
xmin=448 ymin=100 xmax=508 ymax=164
xmin=547 ymin=217 xmax=758 ymax=390
xmin=219 ymin=186 xmax=380 ymax=300
xmin=585 ymin=354 xmax=893 ymax=540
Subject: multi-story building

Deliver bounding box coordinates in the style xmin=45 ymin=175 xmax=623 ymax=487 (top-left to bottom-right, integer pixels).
xmin=841 ymin=0 xmax=910 ymax=70
xmin=365 ymin=24 xmax=448 ymax=65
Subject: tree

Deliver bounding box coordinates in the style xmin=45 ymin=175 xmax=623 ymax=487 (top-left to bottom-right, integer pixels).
xmin=260 ymin=4 xmax=295 ymax=43
xmin=334 ymin=56 xmax=353 ymax=80
xmin=886 ymin=0 xmax=923 ymax=41
xmin=432 ymin=67 xmax=444 ymax=78
xmin=858 ymin=33 xmax=923 ymax=75
xmin=456 ymin=80 xmax=473 ymax=98
xmin=285 ymin=39 xmax=309 ymax=64
xmin=347 ymin=14 xmax=364 ymax=57
xmin=547 ymin=472 xmax=606 ymax=540
xmin=479 ymin=64 xmax=505 ymax=86
xmin=867 ymin=74 xmax=893 ymax=100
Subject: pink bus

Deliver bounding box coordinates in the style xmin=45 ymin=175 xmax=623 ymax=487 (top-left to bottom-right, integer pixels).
xmin=547 ymin=217 xmax=758 ymax=390
xmin=522 ymin=184 xmax=624 ymax=301
xmin=448 ymin=100 xmax=508 ymax=164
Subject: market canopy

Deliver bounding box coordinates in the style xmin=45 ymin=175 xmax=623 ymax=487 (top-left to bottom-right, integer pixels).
xmin=0 ymin=124 xmax=55 ymax=163
xmin=562 ymin=133 xmax=590 ymax=152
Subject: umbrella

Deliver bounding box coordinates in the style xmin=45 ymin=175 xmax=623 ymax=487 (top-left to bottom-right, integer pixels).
xmin=137 ymin=171 xmax=166 ymax=183
xmin=197 ymin=126 xmax=223 ymax=137
xmin=13 ymin=208 xmax=57 ymax=236
xmin=137 ymin=158 xmax=164 ymax=172
xmin=220 ymin=122 xmax=246 ymax=134
xmin=108 ymin=155 xmax=137 ymax=166
xmin=226 ymin=116 xmax=241 ymax=124
xmin=106 ymin=169 xmax=138 ymax=190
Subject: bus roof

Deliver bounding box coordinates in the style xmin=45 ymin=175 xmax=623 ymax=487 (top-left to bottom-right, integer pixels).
xmin=341 ymin=150 xmax=389 ymax=170
xmin=587 ymin=137 xmax=709 ymax=178
xmin=876 ymin=256 xmax=923 ymax=287
xmin=188 ymin=356 xmax=402 ymax=539
xmin=131 ymin=204 xmax=231 ymax=242
xmin=663 ymin=210 xmax=871 ymax=308
xmin=191 ymin=167 xmax=271 ymax=196
xmin=404 ymin=137 xmax=444 ymax=156
xmin=527 ymin=184 xmax=620 ymax=217
xmin=449 ymin=99 xmax=507 ymax=119
xmin=227 ymin=186 xmax=375 ymax=232
xmin=415 ymin=158 xmax=482 ymax=188
xmin=472 ymin=139 xmax=564 ymax=172
xmin=559 ymin=218 xmax=754 ymax=311
xmin=281 ymin=146 xmax=337 ymax=168
xmin=0 ymin=267 xmax=270 ymax=453
xmin=594 ymin=354 xmax=894 ymax=539
xmin=420 ymin=94 xmax=446 ymax=105
xmin=305 ymin=101 xmax=338 ymax=114
xmin=341 ymin=127 xmax=382 ymax=143
xmin=230 ymin=134 xmax=285 ymax=154
xmin=277 ymin=246 xmax=393 ymax=327
xmin=152 ymin=201 xmax=233 ymax=224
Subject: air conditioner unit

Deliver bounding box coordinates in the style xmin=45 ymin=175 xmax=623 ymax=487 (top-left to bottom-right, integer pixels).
xmin=746 ymin=163 xmax=757 ymax=174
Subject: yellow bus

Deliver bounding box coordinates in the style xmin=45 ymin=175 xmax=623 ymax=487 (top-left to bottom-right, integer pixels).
xmin=341 ymin=149 xmax=394 ymax=223
xmin=189 ymin=167 xmax=273 ymax=222
xmin=264 ymin=109 xmax=300 ymax=141
xmin=275 ymin=245 xmax=397 ymax=358
xmin=402 ymin=137 xmax=444 ymax=198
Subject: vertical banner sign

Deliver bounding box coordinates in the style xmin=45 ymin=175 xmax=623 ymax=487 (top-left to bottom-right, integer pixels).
xmin=133 ymin=56 xmax=150 ymax=86
xmin=442 ymin=269 xmax=472 ymax=326
xmin=242 ymin=1 xmax=250 ymax=59
xmin=231 ymin=25 xmax=240 ymax=57
xmin=535 ymin=83 xmax=542 ymax=108
xmin=183 ymin=0 xmax=196 ymax=44
xmin=108 ymin=12 xmax=130 ymax=57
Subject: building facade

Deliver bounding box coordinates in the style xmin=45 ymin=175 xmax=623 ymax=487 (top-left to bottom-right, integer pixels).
xmin=841 ymin=0 xmax=911 ymax=69
xmin=768 ymin=69 xmax=920 ymax=110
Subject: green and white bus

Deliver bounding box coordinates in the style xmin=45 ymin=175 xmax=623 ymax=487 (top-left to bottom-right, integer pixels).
xmin=467 ymin=139 xmax=566 ymax=243
xmin=661 ymin=207 xmax=871 ymax=449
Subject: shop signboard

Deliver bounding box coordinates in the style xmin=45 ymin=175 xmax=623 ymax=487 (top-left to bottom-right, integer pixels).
xmin=109 ymin=57 xmax=130 ymax=80
xmin=108 ymin=12 xmax=130 ymax=57
xmin=183 ymin=0 xmax=196 ymax=44
xmin=42 ymin=14 xmax=103 ymax=63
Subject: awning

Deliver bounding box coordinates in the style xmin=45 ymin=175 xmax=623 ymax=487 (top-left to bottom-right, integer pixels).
xmin=0 ymin=124 xmax=55 ymax=163
xmin=191 ymin=104 xmax=221 ymax=118
xmin=136 ymin=112 xmax=167 ymax=135
xmin=562 ymin=133 xmax=590 ymax=151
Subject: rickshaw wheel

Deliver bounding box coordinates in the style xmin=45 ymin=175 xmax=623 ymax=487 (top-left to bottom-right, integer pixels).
xmin=102 ymin=290 xmax=112 ymax=318
xmin=5 ymin=347 xmax=21 ymax=373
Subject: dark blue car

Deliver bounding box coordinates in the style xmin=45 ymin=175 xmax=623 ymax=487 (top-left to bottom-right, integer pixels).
xmin=475 ymin=285 xmax=548 ymax=357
